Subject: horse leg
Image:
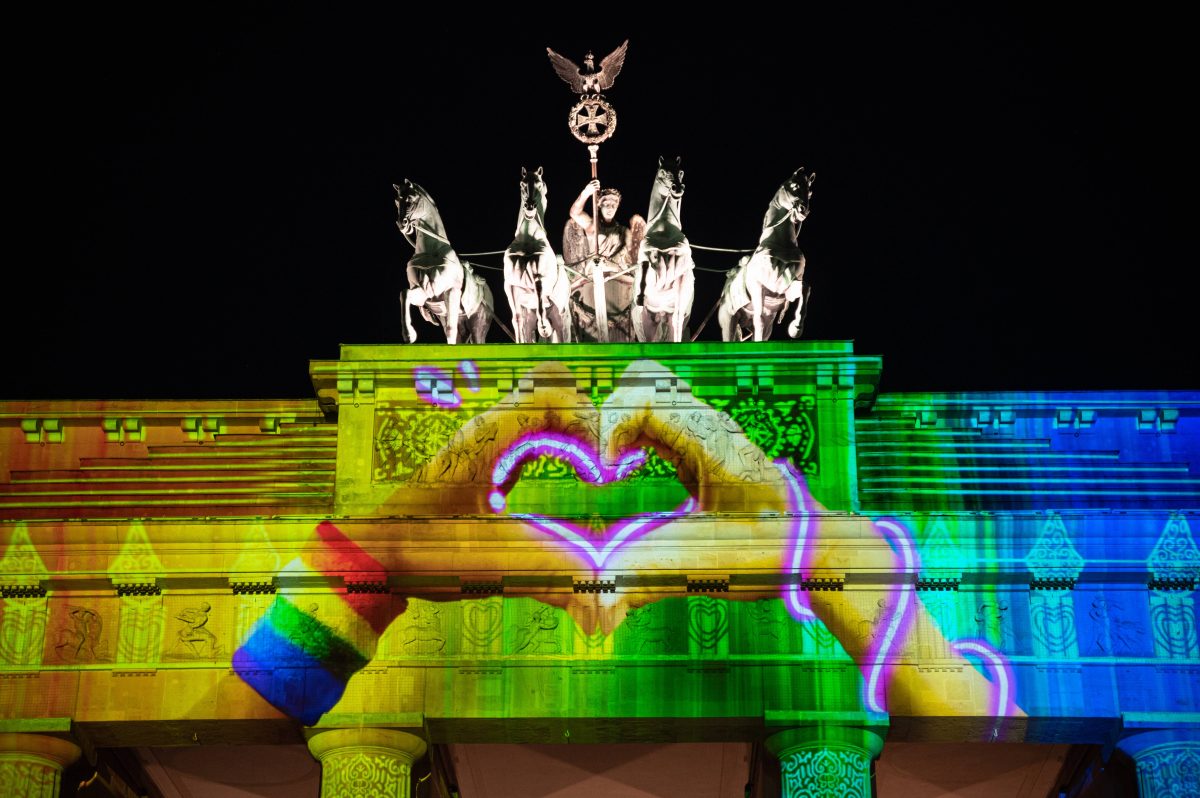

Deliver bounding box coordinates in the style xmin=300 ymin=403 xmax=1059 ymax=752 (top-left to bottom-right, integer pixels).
xmin=785 ymin=278 xmax=806 ymax=338
xmin=787 ymin=282 xmax=812 ymax=338
xmin=554 ymin=289 xmax=572 ymax=343
xmin=443 ymin=286 xmax=461 ymax=345
xmin=636 ymin=307 xmax=655 ymax=343
xmin=674 ymin=267 xmax=695 ymax=343
xmin=400 ymin=288 xmax=419 ymax=343
xmin=534 ymin=277 xmax=553 ymax=341
xmin=545 ymin=302 xmax=568 ymax=344
xmin=718 ymin=302 xmax=735 ymax=342
xmin=760 ymin=306 xmax=778 ymax=341
xmin=467 ymin=307 xmax=490 ymax=344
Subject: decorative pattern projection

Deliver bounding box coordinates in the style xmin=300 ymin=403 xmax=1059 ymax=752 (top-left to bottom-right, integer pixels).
xmin=1150 ymin=594 xmax=1199 ymax=659
xmin=687 ymin=595 xmax=729 ymax=655
xmin=319 ymin=751 xmax=413 ymax=798
xmin=461 ymin=597 xmax=503 ymax=654
xmin=1025 ymin=514 xmax=1085 ymax=580
xmin=116 ymin=596 xmax=164 ymax=664
xmin=779 ymin=748 xmax=871 ymax=798
xmin=1148 ymin=515 xmax=1200 ymax=582
xmin=374 ymin=409 xmax=472 ymax=482
xmin=0 ymin=760 xmax=62 ymax=798
xmin=0 ymin=525 xmax=49 ymax=667
xmin=0 ymin=599 xmax=48 ymax=667
xmin=372 ymin=385 xmax=817 ymax=483
xmin=711 ymin=395 xmax=817 ymax=476
xmin=1148 ymin=516 xmax=1199 ymax=659
xmin=1026 ymin=514 xmax=1084 ymax=659
xmin=1135 ymin=743 xmax=1200 ymax=798
xmin=488 ymin=431 xmax=696 ymax=568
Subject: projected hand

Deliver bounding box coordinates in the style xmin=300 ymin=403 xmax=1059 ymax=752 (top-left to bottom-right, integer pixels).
xmin=392 ymin=359 xmax=1020 ymax=718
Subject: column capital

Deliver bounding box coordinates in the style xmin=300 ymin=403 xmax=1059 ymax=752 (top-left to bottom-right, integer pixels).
xmin=308 ymin=728 xmax=427 ymax=763
xmin=1116 ymin=729 xmax=1200 ymax=798
xmin=307 ymin=728 xmax=427 ymax=798
xmin=0 ymin=733 xmax=81 ymax=769
xmin=766 ymin=726 xmax=885 ymax=798
xmin=766 ymin=726 xmax=885 ymax=760
xmin=0 ymin=734 xmax=82 ymax=798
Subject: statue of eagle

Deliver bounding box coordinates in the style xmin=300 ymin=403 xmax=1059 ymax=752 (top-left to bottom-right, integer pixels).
xmin=546 ymin=40 xmax=629 ymax=95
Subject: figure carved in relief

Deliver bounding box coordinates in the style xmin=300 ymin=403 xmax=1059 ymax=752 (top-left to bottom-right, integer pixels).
xmin=975 ymin=600 xmax=1012 ymax=650
xmin=403 ymin=604 xmax=446 ymax=653
xmin=1089 ymin=597 xmax=1142 ymax=655
xmin=516 ymin=604 xmax=560 ymax=653
xmin=176 ymin=602 xmax=219 ymax=658
xmin=55 ymin=605 xmax=104 ymax=662
xmin=624 ymin=605 xmax=674 ymax=652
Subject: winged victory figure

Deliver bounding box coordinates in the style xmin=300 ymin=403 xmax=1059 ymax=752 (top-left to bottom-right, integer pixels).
xmin=546 ymin=40 xmax=629 ymax=95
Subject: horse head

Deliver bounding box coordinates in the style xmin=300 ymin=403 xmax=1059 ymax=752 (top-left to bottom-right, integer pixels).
xmin=519 ymin=166 xmax=547 ymax=225
xmin=394 ymin=179 xmax=432 ymax=236
xmin=655 ymin=155 xmax=686 ymax=200
xmin=779 ymin=167 xmax=816 ymax=224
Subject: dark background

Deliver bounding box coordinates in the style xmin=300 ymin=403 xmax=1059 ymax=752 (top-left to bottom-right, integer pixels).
xmin=8 ymin=7 xmax=1193 ymax=400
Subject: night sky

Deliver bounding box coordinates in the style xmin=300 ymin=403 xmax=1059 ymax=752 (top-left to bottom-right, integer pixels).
xmin=9 ymin=8 xmax=1193 ymax=400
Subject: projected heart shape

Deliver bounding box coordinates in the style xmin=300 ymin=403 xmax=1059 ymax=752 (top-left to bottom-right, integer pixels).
xmin=488 ymin=431 xmax=697 ymax=570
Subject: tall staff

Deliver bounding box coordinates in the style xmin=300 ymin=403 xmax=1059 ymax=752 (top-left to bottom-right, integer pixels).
xmin=547 ymin=40 xmax=628 ymax=342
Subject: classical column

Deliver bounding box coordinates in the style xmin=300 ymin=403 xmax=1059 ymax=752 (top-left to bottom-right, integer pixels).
xmin=0 ymin=733 xmax=82 ymax=798
xmin=307 ymin=729 xmax=427 ymax=798
xmin=1117 ymin=729 xmax=1200 ymax=798
xmin=766 ymin=727 xmax=885 ymax=798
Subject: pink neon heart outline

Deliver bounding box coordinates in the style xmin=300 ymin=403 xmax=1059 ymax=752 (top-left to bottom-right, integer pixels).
xmin=489 ymin=431 xmax=697 ymax=570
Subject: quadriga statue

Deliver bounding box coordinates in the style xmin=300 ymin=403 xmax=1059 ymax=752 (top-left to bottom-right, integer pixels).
xmin=717 ymin=168 xmax=814 ymax=342
xmin=395 ymin=179 xmax=493 ymax=344
xmin=502 ymin=167 xmax=572 ymax=343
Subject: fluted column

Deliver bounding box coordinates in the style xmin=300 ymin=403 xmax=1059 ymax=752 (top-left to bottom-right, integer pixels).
xmin=307 ymin=729 xmax=427 ymax=798
xmin=1118 ymin=729 xmax=1200 ymax=798
xmin=766 ymin=726 xmax=884 ymax=798
xmin=0 ymin=734 xmax=82 ymax=798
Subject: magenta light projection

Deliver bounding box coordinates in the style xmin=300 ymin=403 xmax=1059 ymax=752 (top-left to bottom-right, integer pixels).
xmin=476 ymin=399 xmax=1021 ymax=718
xmin=951 ymin=639 xmax=1017 ymax=719
xmin=488 ymin=431 xmax=695 ymax=569
xmin=413 ymin=360 xmax=483 ymax=408
xmin=863 ymin=518 xmax=919 ymax=713
xmin=778 ymin=459 xmax=818 ymax=622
